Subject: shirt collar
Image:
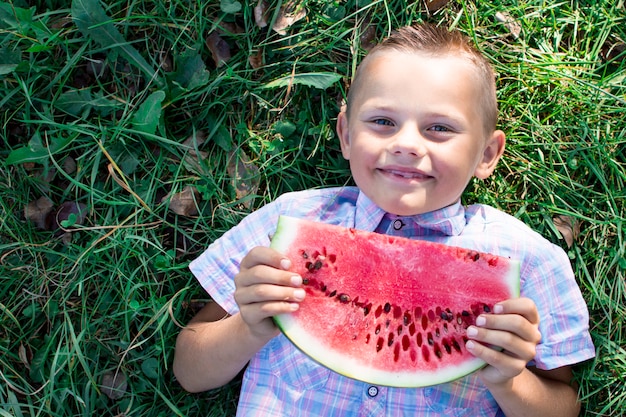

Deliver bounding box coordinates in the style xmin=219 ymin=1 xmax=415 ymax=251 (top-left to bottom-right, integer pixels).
xmin=354 ymin=191 xmax=466 ymax=236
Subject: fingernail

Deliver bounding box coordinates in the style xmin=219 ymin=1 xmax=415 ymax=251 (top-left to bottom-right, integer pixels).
xmin=476 ymin=316 xmax=486 ymax=326
xmin=467 ymin=326 xmax=478 ymax=337
xmin=293 ymin=288 xmax=305 ymax=301
xmin=466 ymin=340 xmax=475 ymax=350
xmin=280 ymin=259 xmax=291 ymax=270
xmin=494 ymin=304 xmax=504 ymax=314
xmin=290 ymin=275 xmax=302 ymax=286
xmin=290 ymin=303 xmax=299 ymax=311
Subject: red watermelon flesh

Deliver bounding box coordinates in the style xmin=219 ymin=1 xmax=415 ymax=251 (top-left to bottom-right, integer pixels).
xmin=271 ymin=216 xmax=520 ymax=387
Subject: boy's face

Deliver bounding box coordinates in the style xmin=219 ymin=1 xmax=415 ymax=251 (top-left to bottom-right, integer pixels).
xmin=337 ymin=50 xmax=505 ymax=216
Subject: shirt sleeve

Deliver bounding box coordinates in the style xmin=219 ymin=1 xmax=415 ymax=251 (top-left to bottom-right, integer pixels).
xmin=188 ymin=200 xmax=283 ymax=315
xmin=520 ymin=241 xmax=595 ymax=369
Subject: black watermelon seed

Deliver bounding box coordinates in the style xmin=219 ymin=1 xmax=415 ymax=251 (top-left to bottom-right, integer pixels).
xmin=376 ymin=337 xmax=384 ymax=352
xmin=384 ymin=302 xmax=391 ymax=313
xmin=403 ymin=311 xmax=411 ymax=326
xmin=452 ymin=339 xmax=462 ymax=353
xmin=483 ymin=304 xmax=491 ymax=313
xmin=338 ymin=293 xmax=351 ymax=303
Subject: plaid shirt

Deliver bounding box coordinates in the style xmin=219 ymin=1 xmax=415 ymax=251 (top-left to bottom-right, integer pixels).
xmin=189 ymin=187 xmax=595 ymax=416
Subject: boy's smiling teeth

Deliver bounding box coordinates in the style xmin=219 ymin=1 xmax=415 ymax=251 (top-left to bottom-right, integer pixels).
xmin=380 ymin=168 xmax=430 ymax=180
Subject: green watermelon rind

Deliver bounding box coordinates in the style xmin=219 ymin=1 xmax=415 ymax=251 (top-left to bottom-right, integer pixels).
xmin=271 ymin=215 xmax=521 ymax=388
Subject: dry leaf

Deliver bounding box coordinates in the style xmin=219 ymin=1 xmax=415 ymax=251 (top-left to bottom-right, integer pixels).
xmin=249 ymin=49 xmax=264 ymax=69
xmin=227 ymin=150 xmax=260 ymax=208
xmin=552 ymin=215 xmax=581 ymax=248
xmin=101 ymin=371 xmax=127 ymax=400
xmin=182 ymin=131 xmax=209 ymax=174
xmin=272 ymin=1 xmax=307 ymax=36
xmin=254 ymin=0 xmax=269 ymax=28
xmin=206 ymin=32 xmax=231 ymax=67
xmin=495 ymin=11 xmax=522 ymax=40
xmin=359 ymin=20 xmax=377 ymax=52
xmin=54 ymin=201 xmax=88 ymax=230
xmin=425 ymin=0 xmax=449 ymax=12
xmin=24 ymin=196 xmax=54 ymax=230
xmin=19 ymin=343 xmax=30 ymax=370
xmin=63 ymin=156 xmax=77 ymax=175
xmin=164 ymin=185 xmax=200 ymax=217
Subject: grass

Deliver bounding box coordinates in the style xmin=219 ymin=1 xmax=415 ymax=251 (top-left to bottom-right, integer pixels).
xmin=0 ymin=0 xmax=624 ymax=415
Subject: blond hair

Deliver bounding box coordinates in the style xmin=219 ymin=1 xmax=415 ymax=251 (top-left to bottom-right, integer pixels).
xmin=347 ymin=24 xmax=498 ymax=133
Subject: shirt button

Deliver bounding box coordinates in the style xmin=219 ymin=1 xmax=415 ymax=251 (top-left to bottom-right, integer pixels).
xmin=393 ymin=219 xmax=404 ymax=230
xmin=367 ymin=386 xmax=379 ymax=397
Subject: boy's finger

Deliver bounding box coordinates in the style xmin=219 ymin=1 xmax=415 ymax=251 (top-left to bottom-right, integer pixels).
xmin=466 ymin=340 xmax=527 ymax=381
xmin=240 ymin=246 xmax=293 ymax=271
xmin=236 ymin=263 xmax=302 ymax=289
xmin=493 ymin=297 xmax=539 ymax=324
xmin=474 ymin=313 xmax=542 ymax=344
xmin=466 ymin=325 xmax=538 ymax=361
xmin=236 ymin=282 xmax=306 ymax=306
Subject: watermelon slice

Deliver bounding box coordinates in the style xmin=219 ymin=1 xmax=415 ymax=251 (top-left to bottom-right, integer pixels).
xmin=271 ymin=215 xmax=520 ymax=387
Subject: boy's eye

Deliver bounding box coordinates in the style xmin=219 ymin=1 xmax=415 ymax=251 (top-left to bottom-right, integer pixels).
xmin=429 ymin=125 xmax=452 ymax=132
xmin=372 ymin=119 xmax=394 ymax=126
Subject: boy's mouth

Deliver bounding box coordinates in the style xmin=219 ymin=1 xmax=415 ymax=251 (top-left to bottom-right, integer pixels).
xmin=379 ymin=168 xmax=432 ymax=180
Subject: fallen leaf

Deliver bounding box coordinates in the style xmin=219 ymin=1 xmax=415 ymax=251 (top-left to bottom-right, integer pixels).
xmin=425 ymin=0 xmax=449 ymax=12
xmin=19 ymin=344 xmax=30 ymax=370
xmin=359 ymin=20 xmax=377 ymax=52
xmin=495 ymin=11 xmax=522 ymax=39
xmin=272 ymin=1 xmax=307 ymax=36
xmin=101 ymin=371 xmax=127 ymax=400
xmin=249 ymin=49 xmax=264 ymax=69
xmin=254 ymin=0 xmax=269 ymax=28
xmin=63 ymin=156 xmax=77 ymax=174
xmin=182 ymin=131 xmax=209 ymax=174
xmin=24 ymin=196 xmax=54 ymax=230
xmin=206 ymin=31 xmax=231 ymax=67
xmin=227 ymin=150 xmax=260 ymax=208
xmin=54 ymin=201 xmax=88 ymax=230
xmin=164 ymin=185 xmax=200 ymax=216
xmin=552 ymin=215 xmax=581 ymax=248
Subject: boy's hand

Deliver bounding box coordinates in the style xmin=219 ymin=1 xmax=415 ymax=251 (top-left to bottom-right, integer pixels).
xmin=465 ymin=297 xmax=542 ymax=386
xmin=234 ymin=246 xmax=304 ymax=340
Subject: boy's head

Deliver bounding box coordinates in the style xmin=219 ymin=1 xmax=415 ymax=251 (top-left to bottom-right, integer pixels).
xmin=337 ymin=23 xmax=505 ymax=216
xmin=347 ymin=24 xmax=498 ymax=134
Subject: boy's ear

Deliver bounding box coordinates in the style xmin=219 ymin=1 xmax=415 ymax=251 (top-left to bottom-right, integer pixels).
xmin=336 ymin=108 xmax=351 ymax=160
xmin=474 ymin=129 xmax=506 ymax=179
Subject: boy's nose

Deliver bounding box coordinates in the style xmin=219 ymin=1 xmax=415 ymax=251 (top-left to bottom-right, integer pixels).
xmin=390 ymin=127 xmax=427 ymax=158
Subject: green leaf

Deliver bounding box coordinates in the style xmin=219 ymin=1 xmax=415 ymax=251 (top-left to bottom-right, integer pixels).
xmin=273 ymin=120 xmax=297 ymax=138
xmin=264 ymin=72 xmax=342 ymax=90
xmin=220 ymin=0 xmax=242 ymax=14
xmin=0 ymin=47 xmax=21 ymax=75
xmin=141 ymin=357 xmax=159 ymax=379
xmin=172 ymin=51 xmax=210 ymax=90
xmin=71 ymin=0 xmax=158 ymax=83
xmin=55 ymin=89 xmax=121 ymax=117
xmin=0 ymin=3 xmax=34 ymax=31
xmin=132 ymin=90 xmax=166 ymax=135
xmin=5 ymin=132 xmax=76 ymax=165
xmin=55 ymin=89 xmax=93 ymax=117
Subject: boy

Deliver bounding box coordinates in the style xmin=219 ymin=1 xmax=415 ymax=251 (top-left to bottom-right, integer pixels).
xmin=173 ymin=24 xmax=594 ymax=416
